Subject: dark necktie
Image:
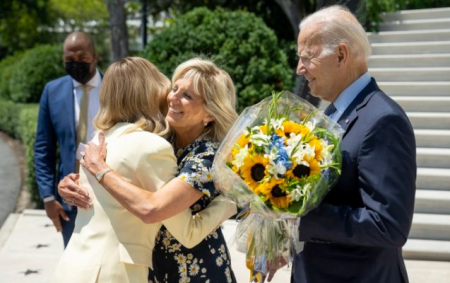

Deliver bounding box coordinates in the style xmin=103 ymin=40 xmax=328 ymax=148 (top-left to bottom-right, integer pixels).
xmin=324 ymin=103 xmax=337 ymax=117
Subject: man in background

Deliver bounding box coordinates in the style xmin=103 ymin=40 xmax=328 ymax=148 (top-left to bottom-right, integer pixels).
xmin=34 ymin=31 xmax=102 ymax=247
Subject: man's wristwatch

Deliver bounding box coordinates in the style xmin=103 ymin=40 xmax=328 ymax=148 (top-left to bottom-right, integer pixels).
xmin=42 ymin=195 xmax=55 ymax=203
xmin=95 ymin=167 xmax=112 ymax=182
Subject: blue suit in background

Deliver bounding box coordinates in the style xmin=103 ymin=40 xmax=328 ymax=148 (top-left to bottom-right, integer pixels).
xmin=35 ymin=75 xmax=79 ymax=246
xmin=292 ymin=79 xmax=416 ymax=283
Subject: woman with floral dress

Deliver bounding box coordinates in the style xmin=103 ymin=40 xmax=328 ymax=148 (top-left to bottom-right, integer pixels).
xmin=149 ymin=57 xmax=238 ymax=282
xmin=58 ymin=57 xmax=239 ymax=282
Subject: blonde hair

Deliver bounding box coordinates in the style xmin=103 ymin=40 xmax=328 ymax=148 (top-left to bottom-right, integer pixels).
xmin=172 ymin=58 xmax=238 ymax=142
xmin=300 ymin=5 xmax=371 ymax=62
xmin=94 ymin=57 xmax=171 ymax=137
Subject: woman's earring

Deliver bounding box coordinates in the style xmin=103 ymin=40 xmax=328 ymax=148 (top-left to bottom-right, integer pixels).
xmin=204 ymin=122 xmax=208 ymax=127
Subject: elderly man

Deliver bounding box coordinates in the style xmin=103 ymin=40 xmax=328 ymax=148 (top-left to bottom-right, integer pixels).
xmin=291 ymin=5 xmax=416 ymax=283
xmin=34 ymin=31 xmax=102 ymax=247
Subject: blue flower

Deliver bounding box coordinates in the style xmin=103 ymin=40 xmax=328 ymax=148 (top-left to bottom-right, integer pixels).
xmin=269 ymin=134 xmax=292 ymax=171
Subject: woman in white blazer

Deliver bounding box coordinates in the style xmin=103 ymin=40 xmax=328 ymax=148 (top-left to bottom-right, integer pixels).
xmin=51 ymin=57 xmax=235 ymax=283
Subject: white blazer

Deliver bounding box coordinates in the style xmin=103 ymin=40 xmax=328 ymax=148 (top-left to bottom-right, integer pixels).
xmin=51 ymin=123 xmax=236 ymax=283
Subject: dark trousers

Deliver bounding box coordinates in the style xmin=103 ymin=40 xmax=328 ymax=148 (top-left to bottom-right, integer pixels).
xmin=61 ymin=209 xmax=77 ymax=248
xmin=291 ymin=252 xmax=308 ymax=283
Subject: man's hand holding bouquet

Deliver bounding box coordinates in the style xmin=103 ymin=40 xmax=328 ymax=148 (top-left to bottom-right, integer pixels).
xmin=213 ymin=91 xmax=343 ymax=282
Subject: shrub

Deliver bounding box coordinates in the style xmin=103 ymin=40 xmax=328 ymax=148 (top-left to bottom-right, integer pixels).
xmin=16 ymin=104 xmax=40 ymax=205
xmin=0 ymin=52 xmax=24 ymax=100
xmin=0 ymin=101 xmax=40 ymax=204
xmin=9 ymin=44 xmax=66 ymax=103
xmin=141 ymin=7 xmax=294 ymax=112
xmin=0 ymin=99 xmax=21 ymax=138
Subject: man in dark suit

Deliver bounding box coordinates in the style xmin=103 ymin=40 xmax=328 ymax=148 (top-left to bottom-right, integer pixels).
xmin=34 ymin=31 xmax=102 ymax=247
xmin=290 ymin=5 xmax=416 ymax=283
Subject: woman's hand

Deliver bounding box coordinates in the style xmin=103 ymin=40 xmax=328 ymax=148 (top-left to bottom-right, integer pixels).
xmin=80 ymin=131 xmax=109 ymax=176
xmin=58 ymin=173 xmax=92 ymax=209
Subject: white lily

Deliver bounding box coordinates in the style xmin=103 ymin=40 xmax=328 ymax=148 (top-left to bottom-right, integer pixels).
xmin=232 ymin=145 xmax=249 ymax=168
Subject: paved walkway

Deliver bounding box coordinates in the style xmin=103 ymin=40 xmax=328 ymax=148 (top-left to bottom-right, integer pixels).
xmin=0 ymin=210 xmax=291 ymax=282
xmin=0 ymin=136 xmax=21 ymax=227
xmin=1 ymin=136 xmax=450 ymax=282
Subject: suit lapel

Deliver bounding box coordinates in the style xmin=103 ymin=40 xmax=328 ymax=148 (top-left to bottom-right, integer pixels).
xmin=337 ymin=78 xmax=381 ymax=138
xmin=61 ymin=77 xmax=76 ymax=142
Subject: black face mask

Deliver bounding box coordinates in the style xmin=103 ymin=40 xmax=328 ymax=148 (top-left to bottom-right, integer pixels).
xmin=65 ymin=61 xmax=94 ymax=84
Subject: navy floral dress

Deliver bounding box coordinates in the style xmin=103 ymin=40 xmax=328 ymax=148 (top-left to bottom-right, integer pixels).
xmin=148 ymin=136 xmax=237 ymax=283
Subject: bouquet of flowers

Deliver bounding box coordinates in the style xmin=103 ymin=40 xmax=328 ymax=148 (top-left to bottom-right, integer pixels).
xmin=213 ymin=91 xmax=343 ymax=282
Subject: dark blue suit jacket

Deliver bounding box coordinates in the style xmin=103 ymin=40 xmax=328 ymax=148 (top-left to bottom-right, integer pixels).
xmin=292 ymin=79 xmax=417 ymax=283
xmin=35 ymin=75 xmax=79 ymax=211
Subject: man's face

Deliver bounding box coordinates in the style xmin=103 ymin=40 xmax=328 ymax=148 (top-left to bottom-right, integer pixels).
xmin=296 ymin=24 xmax=341 ymax=102
xmin=63 ymin=36 xmax=97 ymax=84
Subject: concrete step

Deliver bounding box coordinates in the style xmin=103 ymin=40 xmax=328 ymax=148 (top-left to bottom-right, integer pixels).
xmin=403 ymin=239 xmax=450 ymax=261
xmin=368 ymin=54 xmax=450 ymax=68
xmin=417 ymin=148 xmax=450 ymax=168
xmin=415 ymin=130 xmax=450 ymax=149
xmin=410 ymin=213 xmax=450 ymax=241
xmin=371 ymin=41 xmax=450 ymax=55
xmin=405 ymin=260 xmax=450 ymax=283
xmin=416 ymin=168 xmax=450 ymax=191
xmin=368 ymin=29 xmax=450 ymax=43
xmin=370 ymin=67 xmax=450 ymax=82
xmin=378 ymin=81 xmax=450 ymax=97
xmin=415 ymin=190 xmax=450 ymax=214
xmin=408 ymin=112 xmax=450 ymax=130
xmin=379 ymin=18 xmax=450 ymax=32
xmin=381 ymin=7 xmax=450 ymax=22
xmin=392 ymin=97 xmax=450 ymax=112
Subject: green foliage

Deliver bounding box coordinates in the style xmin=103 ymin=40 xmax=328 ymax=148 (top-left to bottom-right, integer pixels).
xmin=48 ymin=0 xmax=108 ymax=30
xmin=357 ymin=0 xmax=405 ymax=31
xmin=16 ymin=104 xmax=40 ymax=205
xmin=0 ymin=0 xmax=55 ymax=58
xmin=0 ymin=100 xmax=20 ymax=138
xmin=0 ymin=100 xmax=40 ymax=204
xmin=47 ymin=0 xmax=110 ymax=68
xmin=406 ymin=0 xmax=450 ymax=9
xmin=357 ymin=0 xmax=450 ymax=31
xmin=141 ymin=7 xmax=294 ymax=112
xmin=0 ymin=52 xmax=25 ymax=100
xmin=0 ymin=0 xmax=110 ymax=64
xmin=9 ymin=44 xmax=66 ymax=103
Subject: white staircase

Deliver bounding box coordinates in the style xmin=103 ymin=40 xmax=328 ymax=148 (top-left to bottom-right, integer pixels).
xmin=368 ymin=7 xmax=450 ymax=261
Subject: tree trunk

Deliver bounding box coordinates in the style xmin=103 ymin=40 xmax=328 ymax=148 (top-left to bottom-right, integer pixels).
xmin=274 ymin=0 xmax=302 ymax=39
xmin=105 ymin=0 xmax=129 ymax=62
xmin=316 ymin=0 xmax=339 ymax=9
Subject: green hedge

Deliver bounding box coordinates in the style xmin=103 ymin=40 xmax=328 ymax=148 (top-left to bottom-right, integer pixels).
xmin=141 ymin=7 xmax=294 ymax=112
xmin=0 ymin=44 xmax=66 ymax=206
xmin=9 ymin=44 xmax=66 ymax=103
xmin=0 ymin=100 xmax=40 ymax=204
xmin=0 ymin=52 xmax=25 ymax=101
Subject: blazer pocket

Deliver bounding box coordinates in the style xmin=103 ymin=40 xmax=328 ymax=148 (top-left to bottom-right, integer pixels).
xmin=318 ymin=253 xmax=373 ymax=279
xmin=118 ymin=242 xmax=152 ymax=267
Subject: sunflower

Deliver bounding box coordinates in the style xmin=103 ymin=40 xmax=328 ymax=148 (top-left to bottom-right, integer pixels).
xmin=308 ymin=138 xmax=323 ymax=160
xmin=286 ymin=159 xmax=321 ymax=180
xmin=259 ymin=124 xmax=269 ymax=135
xmin=308 ymin=157 xmax=321 ymax=175
xmin=275 ymin=120 xmax=303 ymax=139
xmin=258 ymin=178 xmax=290 ymax=209
xmin=299 ymin=124 xmax=311 ymax=138
xmin=240 ymin=154 xmax=269 ymax=192
xmin=232 ymin=133 xmax=251 ymax=157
